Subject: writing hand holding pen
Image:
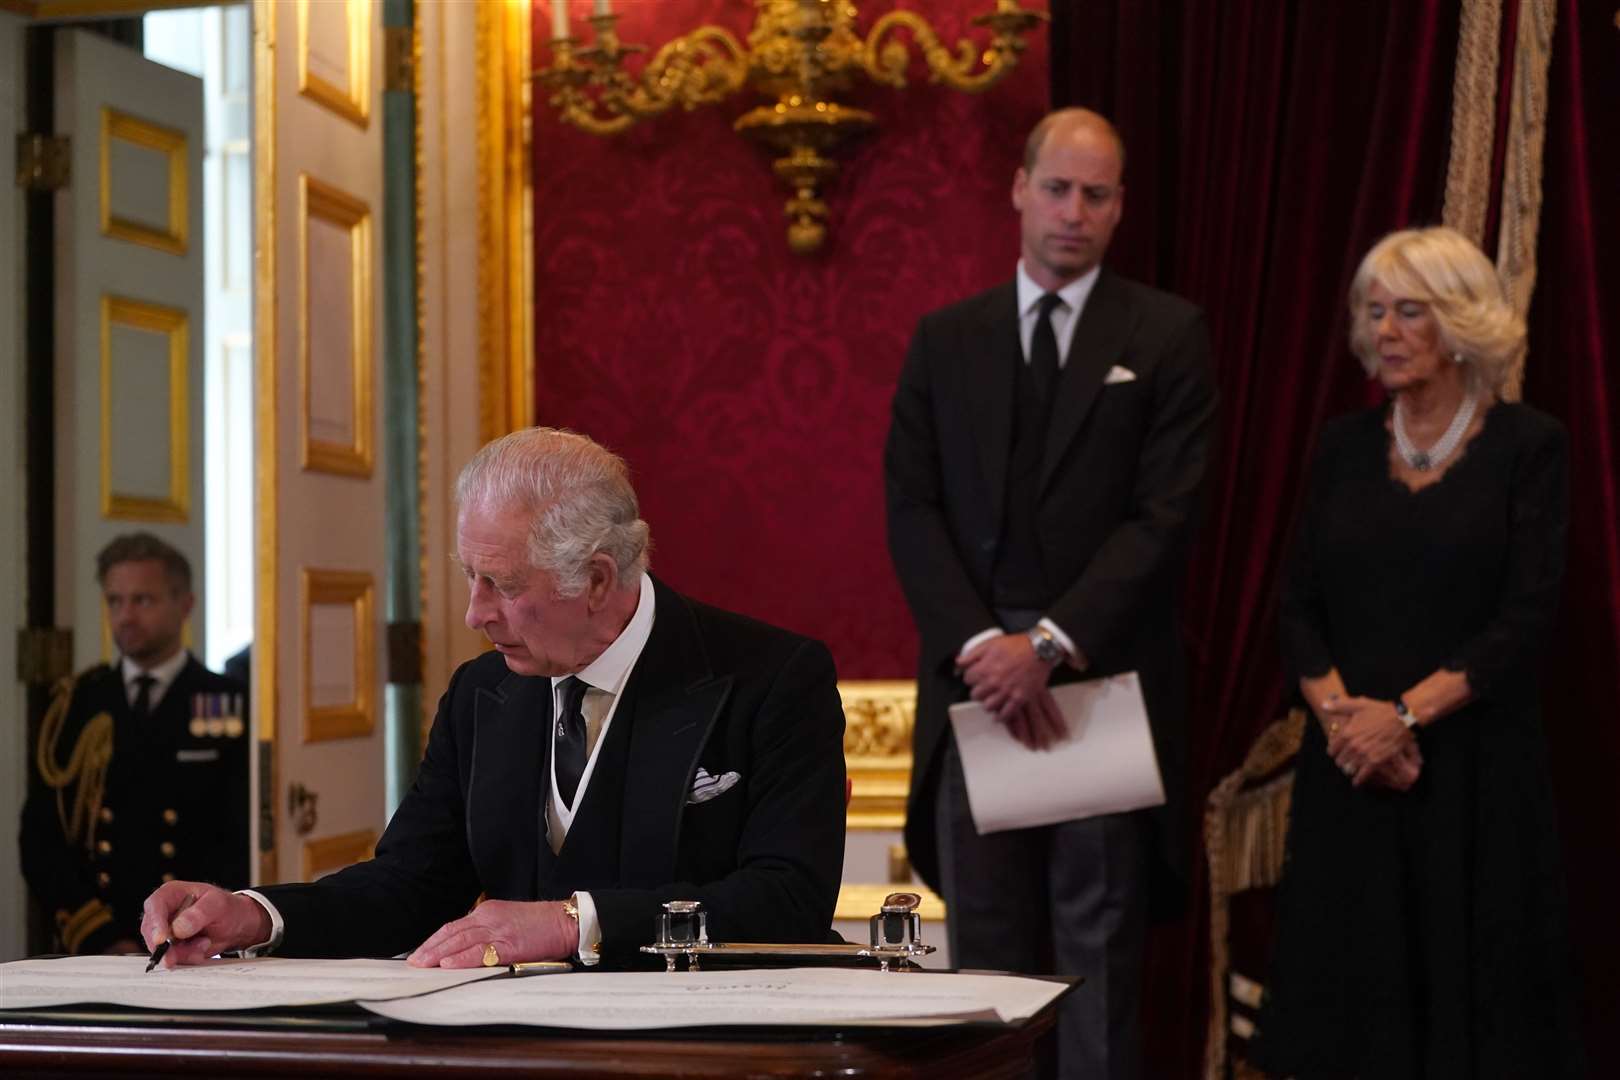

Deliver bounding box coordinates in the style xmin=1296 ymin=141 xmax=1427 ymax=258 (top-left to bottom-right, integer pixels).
xmin=140 ymin=881 xmax=270 ymax=969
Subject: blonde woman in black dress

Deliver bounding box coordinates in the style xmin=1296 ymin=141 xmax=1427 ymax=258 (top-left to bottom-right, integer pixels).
xmin=1253 ymin=227 xmax=1584 ymax=1078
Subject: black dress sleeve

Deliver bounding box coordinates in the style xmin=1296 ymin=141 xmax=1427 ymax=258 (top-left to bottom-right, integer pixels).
xmin=1444 ymin=415 xmax=1569 ymax=699
xmin=1278 ymin=418 xmax=1347 ymax=688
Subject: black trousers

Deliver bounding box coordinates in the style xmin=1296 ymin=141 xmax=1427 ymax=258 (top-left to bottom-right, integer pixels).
xmin=936 ymin=738 xmax=1150 ymax=1080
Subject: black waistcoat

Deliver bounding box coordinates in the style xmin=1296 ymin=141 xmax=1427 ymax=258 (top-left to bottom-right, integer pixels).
xmin=535 ymin=696 xmax=636 ymax=900
xmin=991 ymin=354 xmax=1057 ymax=609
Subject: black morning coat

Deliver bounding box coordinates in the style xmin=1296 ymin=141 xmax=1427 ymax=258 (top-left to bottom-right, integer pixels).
xmin=885 ymin=269 xmax=1219 ymax=907
xmin=259 ymin=576 xmax=848 ymax=965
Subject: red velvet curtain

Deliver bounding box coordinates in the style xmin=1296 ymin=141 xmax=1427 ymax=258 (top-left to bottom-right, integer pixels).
xmin=528 ymin=0 xmax=1048 ymax=680
xmin=1518 ymin=1 xmax=1620 ymax=1068
xmin=1054 ymin=0 xmax=1619 ymax=1072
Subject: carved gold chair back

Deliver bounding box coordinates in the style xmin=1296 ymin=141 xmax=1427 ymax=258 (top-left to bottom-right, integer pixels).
xmin=1203 ymin=708 xmax=1306 ymax=1079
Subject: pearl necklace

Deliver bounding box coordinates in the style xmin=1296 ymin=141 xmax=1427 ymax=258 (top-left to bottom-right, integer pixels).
xmin=1393 ymin=392 xmax=1478 ymax=471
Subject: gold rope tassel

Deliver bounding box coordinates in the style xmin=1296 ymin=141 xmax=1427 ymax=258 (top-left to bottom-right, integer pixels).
xmin=1442 ymin=0 xmax=1506 ymax=246
xmin=1223 ymin=773 xmax=1295 ymax=894
xmin=35 ymin=674 xmax=114 ymax=853
xmin=1495 ymin=0 xmax=1557 ymax=401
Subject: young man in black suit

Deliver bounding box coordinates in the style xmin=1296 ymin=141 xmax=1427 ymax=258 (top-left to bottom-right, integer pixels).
xmin=141 ymin=428 xmax=847 ymax=968
xmin=21 ymin=533 xmax=249 ymax=954
xmin=885 ymin=108 xmax=1218 ymax=1079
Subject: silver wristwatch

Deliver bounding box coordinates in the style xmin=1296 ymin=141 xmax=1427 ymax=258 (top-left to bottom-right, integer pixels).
xmin=1027 ymin=625 xmax=1064 ymax=665
xmin=1394 ymin=698 xmax=1419 ymax=729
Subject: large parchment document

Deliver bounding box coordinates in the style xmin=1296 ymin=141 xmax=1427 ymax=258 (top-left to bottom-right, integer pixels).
xmin=0 ymin=956 xmax=505 ymax=1011
xmin=361 ymin=968 xmax=1072 ymax=1029
xmin=949 ymin=671 xmax=1165 ymax=833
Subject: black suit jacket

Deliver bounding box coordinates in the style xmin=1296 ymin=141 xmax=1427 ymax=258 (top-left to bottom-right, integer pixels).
xmin=885 ymin=270 xmax=1218 ymax=896
xmin=261 ymin=578 xmax=847 ymax=965
xmin=21 ymin=657 xmax=250 ymax=953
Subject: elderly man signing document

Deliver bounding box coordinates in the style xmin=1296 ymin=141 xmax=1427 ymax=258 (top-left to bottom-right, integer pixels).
xmin=141 ymin=427 xmax=847 ymax=969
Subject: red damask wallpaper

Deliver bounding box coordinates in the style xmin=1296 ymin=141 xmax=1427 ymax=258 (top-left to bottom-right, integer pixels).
xmin=531 ymin=0 xmax=1050 ymax=678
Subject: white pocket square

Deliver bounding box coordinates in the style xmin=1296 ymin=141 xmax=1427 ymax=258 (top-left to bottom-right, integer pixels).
xmin=688 ymin=767 xmax=741 ymax=805
xmin=1103 ymin=365 xmax=1137 ymax=384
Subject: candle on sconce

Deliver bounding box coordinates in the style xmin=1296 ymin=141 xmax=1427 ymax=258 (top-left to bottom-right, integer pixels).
xmin=552 ymin=1 xmax=569 ymax=40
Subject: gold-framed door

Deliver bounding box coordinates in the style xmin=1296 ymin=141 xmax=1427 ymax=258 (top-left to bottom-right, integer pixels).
xmin=253 ymin=0 xmax=389 ymax=885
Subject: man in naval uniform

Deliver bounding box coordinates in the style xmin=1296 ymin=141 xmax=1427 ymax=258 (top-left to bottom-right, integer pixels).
xmin=20 ymin=533 xmax=248 ymax=954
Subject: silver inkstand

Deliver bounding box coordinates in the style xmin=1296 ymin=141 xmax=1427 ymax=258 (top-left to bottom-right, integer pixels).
xmin=642 ymin=892 xmax=936 ymax=973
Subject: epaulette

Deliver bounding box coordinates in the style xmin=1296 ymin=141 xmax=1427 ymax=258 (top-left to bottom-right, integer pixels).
xmin=41 ymin=663 xmax=112 ymax=739
xmin=74 ymin=660 xmax=114 ymax=682
xmin=50 ymin=662 xmax=113 ymax=703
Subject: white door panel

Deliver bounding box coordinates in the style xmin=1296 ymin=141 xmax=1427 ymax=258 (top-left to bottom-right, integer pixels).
xmin=256 ymin=0 xmax=387 ymax=884
xmin=54 ymin=30 xmax=206 ymax=670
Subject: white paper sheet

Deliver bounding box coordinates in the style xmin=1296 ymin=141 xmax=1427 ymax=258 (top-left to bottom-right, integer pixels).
xmin=949 ymin=671 xmax=1165 ymax=833
xmin=0 ymin=955 xmax=506 ymax=1011
xmin=360 ymin=967 xmax=1070 ymax=1029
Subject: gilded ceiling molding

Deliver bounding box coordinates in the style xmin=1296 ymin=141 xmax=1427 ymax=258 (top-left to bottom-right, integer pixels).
xmin=1441 ymin=0 xmax=1504 ymax=246
xmin=1495 ymin=0 xmax=1557 ymax=402
xmin=473 ymin=0 xmax=534 ymax=442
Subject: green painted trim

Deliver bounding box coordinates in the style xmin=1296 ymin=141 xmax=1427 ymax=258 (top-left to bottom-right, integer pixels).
xmin=381 ymin=0 xmax=419 ymax=811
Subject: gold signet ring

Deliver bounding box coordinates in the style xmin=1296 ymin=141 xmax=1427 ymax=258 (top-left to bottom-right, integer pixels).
xmin=1329 ymin=721 xmax=1340 ymax=735
xmin=482 ymin=943 xmax=501 ymax=967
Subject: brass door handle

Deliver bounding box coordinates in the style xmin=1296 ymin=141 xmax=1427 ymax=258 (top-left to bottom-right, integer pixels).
xmin=287 ymin=782 xmax=319 ymax=836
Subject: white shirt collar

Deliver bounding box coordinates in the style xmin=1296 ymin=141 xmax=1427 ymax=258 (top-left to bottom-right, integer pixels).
xmin=120 ymin=648 xmax=190 ymax=707
xmin=552 ymin=572 xmax=655 ymax=698
xmin=1016 ymin=259 xmax=1100 ymax=320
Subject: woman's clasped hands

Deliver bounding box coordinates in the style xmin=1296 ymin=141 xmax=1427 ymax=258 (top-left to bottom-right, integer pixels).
xmin=1321 ymin=695 xmax=1423 ymax=791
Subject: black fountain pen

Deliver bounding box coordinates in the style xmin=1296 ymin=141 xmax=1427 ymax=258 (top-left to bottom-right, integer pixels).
xmin=145 ymin=939 xmax=171 ymax=973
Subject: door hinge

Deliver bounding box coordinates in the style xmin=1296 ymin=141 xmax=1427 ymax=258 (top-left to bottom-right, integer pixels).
xmin=386 ymin=619 xmax=423 ymax=685
xmin=17 ymin=626 xmax=75 ymax=685
xmin=15 ymin=133 xmax=71 ymax=192
xmin=383 ymin=25 xmax=415 ymax=94
xmin=257 ymin=749 xmax=275 ymax=857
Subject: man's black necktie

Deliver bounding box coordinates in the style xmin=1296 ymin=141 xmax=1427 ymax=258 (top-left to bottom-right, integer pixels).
xmin=554 ymin=676 xmax=589 ymax=810
xmin=131 ymin=674 xmax=156 ymax=719
xmin=1030 ymin=292 xmax=1064 ymax=401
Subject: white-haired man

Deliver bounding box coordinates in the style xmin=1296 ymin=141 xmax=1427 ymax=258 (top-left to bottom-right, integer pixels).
xmin=140 ymin=428 xmax=848 ymax=967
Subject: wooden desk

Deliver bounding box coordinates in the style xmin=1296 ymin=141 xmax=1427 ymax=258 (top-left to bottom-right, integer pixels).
xmin=0 ymin=1007 xmax=1056 ymax=1078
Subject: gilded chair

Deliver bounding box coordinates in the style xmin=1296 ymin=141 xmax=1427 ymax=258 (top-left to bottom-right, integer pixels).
xmin=1203 ymin=708 xmax=1307 ymax=1079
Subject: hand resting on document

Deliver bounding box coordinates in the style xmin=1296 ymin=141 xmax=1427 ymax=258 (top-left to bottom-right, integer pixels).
xmin=141 ymin=882 xmax=580 ymax=968
xmin=406 ymin=898 xmax=580 ymax=968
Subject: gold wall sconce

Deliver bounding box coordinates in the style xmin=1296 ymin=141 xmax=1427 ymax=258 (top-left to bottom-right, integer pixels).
xmin=535 ymin=0 xmax=1048 ymax=254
